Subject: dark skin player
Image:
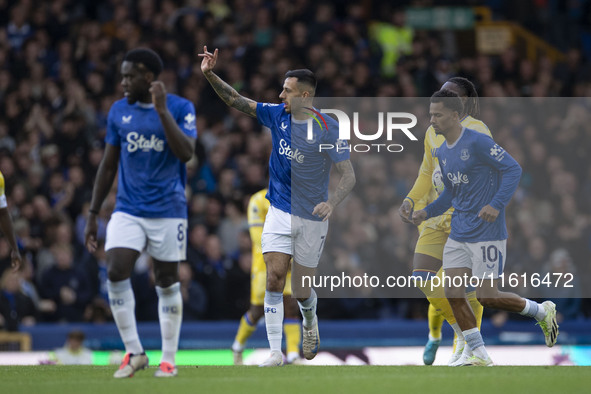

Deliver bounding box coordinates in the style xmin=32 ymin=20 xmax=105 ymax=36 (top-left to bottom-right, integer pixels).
xmin=84 ymin=59 xmax=195 ymax=287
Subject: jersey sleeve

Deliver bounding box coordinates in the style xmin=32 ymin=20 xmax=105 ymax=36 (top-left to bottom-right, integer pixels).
xmin=247 ymin=198 xmax=263 ymax=227
xmin=247 ymin=191 xmax=269 ymax=227
xmin=105 ymin=106 xmax=120 ymax=146
xmin=424 ymin=168 xmax=453 ymax=219
xmin=474 ymin=134 xmax=522 ymax=211
xmin=248 ymin=192 xmax=269 ymax=254
xmin=405 ymin=128 xmax=435 ymax=206
xmin=256 ymin=103 xmax=282 ymax=128
xmin=249 ymin=225 xmax=263 ymax=256
xmin=174 ymin=98 xmax=198 ymax=139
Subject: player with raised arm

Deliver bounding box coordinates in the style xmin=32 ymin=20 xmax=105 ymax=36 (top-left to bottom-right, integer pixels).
xmin=231 ymin=189 xmax=301 ymax=365
xmin=84 ymin=48 xmax=197 ymax=378
xmin=199 ymin=46 xmax=356 ymax=367
xmin=399 ymin=78 xmax=489 ymax=365
xmin=412 ymin=90 xmax=558 ymax=366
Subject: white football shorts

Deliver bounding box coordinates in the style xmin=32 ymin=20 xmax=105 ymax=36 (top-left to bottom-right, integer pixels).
xmin=261 ymin=205 xmax=329 ymax=268
xmin=105 ymin=211 xmax=187 ymax=262
xmin=443 ymin=238 xmax=507 ymax=279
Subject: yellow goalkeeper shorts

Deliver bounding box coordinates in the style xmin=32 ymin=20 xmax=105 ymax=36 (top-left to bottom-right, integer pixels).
xmin=251 ymin=261 xmax=292 ymax=306
xmin=414 ymin=227 xmax=448 ymax=261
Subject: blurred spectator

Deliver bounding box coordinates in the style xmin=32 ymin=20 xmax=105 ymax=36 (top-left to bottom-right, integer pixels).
xmin=38 ymin=243 xmax=91 ymax=322
xmin=370 ymin=8 xmax=413 ymax=77
xmin=0 ymin=268 xmax=36 ymax=331
xmin=217 ymin=198 xmax=247 ymax=257
xmin=52 ymin=330 xmax=93 ymax=365
xmin=178 ymin=261 xmax=208 ymax=320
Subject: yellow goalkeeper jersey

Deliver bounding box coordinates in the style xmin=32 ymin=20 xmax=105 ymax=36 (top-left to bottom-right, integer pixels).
xmin=0 ymin=171 xmax=7 ymax=209
xmin=248 ymin=189 xmax=270 ymax=272
xmin=405 ymin=116 xmax=491 ymax=232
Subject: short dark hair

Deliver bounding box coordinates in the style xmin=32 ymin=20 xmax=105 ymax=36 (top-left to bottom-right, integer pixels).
xmin=285 ymin=69 xmax=317 ymax=92
xmin=67 ymin=330 xmax=85 ymax=341
xmin=446 ymin=77 xmax=479 ymax=117
xmin=430 ymin=90 xmax=464 ymax=115
xmin=123 ymin=48 xmax=163 ymax=76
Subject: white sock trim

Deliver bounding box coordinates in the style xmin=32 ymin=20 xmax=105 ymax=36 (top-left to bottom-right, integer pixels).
xmin=428 ymin=333 xmax=442 ymax=342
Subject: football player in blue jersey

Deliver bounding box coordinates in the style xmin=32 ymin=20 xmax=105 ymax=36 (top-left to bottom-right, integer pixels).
xmin=200 ymin=46 xmax=355 ymax=366
xmin=84 ymin=48 xmax=197 ymax=378
xmin=412 ymin=90 xmax=558 ymax=366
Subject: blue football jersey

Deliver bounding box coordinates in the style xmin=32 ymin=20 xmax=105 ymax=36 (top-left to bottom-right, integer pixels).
xmin=256 ymin=103 xmax=349 ymax=221
xmin=105 ymin=94 xmax=197 ymax=218
xmin=425 ymin=128 xmax=521 ymax=242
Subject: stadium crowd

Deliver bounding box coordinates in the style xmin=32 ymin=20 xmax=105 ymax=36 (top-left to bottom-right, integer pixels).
xmin=1 ymin=0 xmax=591 ymax=330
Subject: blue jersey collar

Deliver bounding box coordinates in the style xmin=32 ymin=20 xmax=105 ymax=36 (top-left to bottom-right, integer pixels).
xmin=446 ymin=127 xmax=466 ymax=149
xmin=136 ymin=102 xmax=155 ymax=109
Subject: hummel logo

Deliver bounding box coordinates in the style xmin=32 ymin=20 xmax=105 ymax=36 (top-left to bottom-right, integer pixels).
xmin=184 ymin=112 xmax=196 ymax=130
xmin=441 ymin=159 xmax=447 ymax=166
xmin=122 ymin=115 xmax=132 ymax=124
xmin=336 ymin=139 xmax=348 ymax=149
xmin=489 ymin=144 xmax=506 ymax=161
xmin=280 ymin=121 xmax=288 ymax=131
xmin=490 ymin=144 xmax=503 ymax=157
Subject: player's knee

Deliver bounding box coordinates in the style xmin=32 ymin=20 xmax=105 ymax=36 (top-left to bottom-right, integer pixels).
xmin=475 ymin=287 xmax=499 ymax=308
xmin=476 ymin=292 xmax=500 ymax=309
xmin=444 ymin=286 xmax=464 ymax=300
xmin=155 ymin=274 xmax=178 ymax=288
xmin=266 ymin=271 xmax=285 ymax=292
xmin=266 ymin=280 xmax=284 ymax=293
xmin=107 ymin=266 xmax=129 ymax=282
xmin=153 ymin=262 xmax=179 ymax=288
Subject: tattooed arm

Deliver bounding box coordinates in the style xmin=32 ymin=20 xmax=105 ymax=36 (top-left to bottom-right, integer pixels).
xmin=312 ymin=160 xmax=356 ymax=221
xmin=199 ymin=46 xmax=257 ymax=118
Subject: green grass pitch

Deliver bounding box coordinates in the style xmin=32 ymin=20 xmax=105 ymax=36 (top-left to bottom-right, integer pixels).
xmin=1 ymin=365 xmax=590 ymax=394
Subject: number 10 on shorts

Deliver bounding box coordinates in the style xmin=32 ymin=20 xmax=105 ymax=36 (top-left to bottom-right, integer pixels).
xmin=479 ymin=240 xmax=505 ymax=278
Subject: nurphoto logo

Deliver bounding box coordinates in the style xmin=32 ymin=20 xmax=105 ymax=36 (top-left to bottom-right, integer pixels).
xmin=306 ymin=108 xmax=419 ymax=153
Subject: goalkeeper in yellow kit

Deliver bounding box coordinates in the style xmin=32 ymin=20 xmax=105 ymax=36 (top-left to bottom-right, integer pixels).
xmin=399 ymin=78 xmax=491 ymax=365
xmin=231 ymin=189 xmax=301 ymax=365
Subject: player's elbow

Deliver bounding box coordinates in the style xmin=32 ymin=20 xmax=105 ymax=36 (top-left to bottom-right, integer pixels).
xmin=178 ymin=145 xmax=195 ymax=162
xmin=349 ymin=172 xmax=356 ymax=187
xmin=179 ymin=151 xmax=193 ymax=163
